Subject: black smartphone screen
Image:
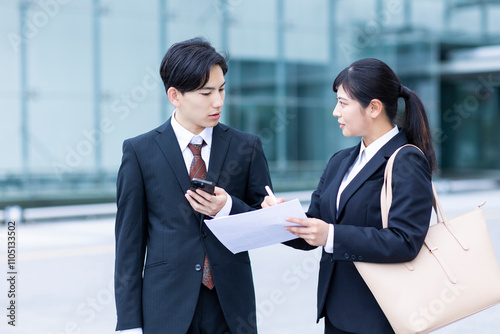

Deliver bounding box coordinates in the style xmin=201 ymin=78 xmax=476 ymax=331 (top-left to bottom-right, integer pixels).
xmin=190 ymin=178 xmax=215 ymax=195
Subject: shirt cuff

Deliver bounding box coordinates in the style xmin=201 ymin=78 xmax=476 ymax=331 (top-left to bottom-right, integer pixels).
xmin=119 ymin=329 xmax=143 ymax=334
xmin=213 ymin=194 xmax=232 ymax=218
xmin=323 ymin=224 xmax=334 ymax=253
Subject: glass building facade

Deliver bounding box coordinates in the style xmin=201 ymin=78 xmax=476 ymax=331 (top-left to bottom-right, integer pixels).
xmin=2 ymin=0 xmax=500 ymax=206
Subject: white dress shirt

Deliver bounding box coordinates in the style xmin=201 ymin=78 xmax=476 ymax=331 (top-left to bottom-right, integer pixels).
xmin=119 ymin=113 xmax=232 ymax=334
xmin=170 ymin=111 xmax=232 ymax=217
xmin=323 ymin=126 xmax=399 ymax=253
xmin=171 ymin=111 xmax=213 ymax=171
xmin=119 ymin=329 xmax=142 ymax=334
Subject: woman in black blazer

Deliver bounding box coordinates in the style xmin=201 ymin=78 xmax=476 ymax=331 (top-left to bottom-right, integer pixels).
xmin=264 ymin=58 xmax=437 ymax=333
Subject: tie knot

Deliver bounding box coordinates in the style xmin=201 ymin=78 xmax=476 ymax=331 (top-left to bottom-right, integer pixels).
xmin=188 ymin=141 xmax=206 ymax=156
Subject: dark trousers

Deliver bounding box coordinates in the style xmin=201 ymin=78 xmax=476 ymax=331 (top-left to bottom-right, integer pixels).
xmin=187 ymin=285 xmax=231 ymax=334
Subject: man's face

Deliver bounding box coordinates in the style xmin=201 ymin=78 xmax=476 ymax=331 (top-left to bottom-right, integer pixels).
xmin=174 ymin=65 xmax=226 ymax=135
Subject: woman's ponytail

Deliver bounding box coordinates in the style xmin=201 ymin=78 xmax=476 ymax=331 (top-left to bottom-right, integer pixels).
xmin=399 ymin=85 xmax=437 ymax=172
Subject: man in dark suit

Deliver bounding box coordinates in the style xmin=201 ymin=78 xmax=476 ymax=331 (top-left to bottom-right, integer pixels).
xmin=114 ymin=37 xmax=272 ymax=334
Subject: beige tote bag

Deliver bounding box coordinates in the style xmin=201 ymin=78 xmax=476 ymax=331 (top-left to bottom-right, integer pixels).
xmin=354 ymin=145 xmax=500 ymax=334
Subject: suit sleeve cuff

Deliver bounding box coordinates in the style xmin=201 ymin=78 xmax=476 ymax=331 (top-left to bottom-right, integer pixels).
xmin=119 ymin=328 xmax=143 ymax=334
xmin=213 ymin=194 xmax=232 ymax=218
xmin=323 ymin=224 xmax=334 ymax=253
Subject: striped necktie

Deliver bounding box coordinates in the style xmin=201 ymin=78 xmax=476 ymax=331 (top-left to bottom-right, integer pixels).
xmin=188 ymin=140 xmax=214 ymax=290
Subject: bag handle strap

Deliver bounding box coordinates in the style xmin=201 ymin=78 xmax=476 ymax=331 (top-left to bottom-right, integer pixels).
xmin=380 ymin=144 xmax=457 ymax=283
xmin=382 ymin=144 xmax=468 ymax=248
xmin=381 ymin=144 xmax=434 ymax=229
xmin=381 ymin=144 xmax=446 ymax=227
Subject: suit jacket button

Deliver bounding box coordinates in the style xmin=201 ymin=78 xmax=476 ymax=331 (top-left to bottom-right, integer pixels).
xmin=195 ymin=264 xmax=202 ymax=271
xmin=201 ymin=231 xmax=207 ymax=238
xmin=351 ymin=254 xmax=356 ymax=260
xmin=358 ymin=255 xmax=363 ymax=261
xmin=344 ymin=253 xmax=349 ymax=259
xmin=330 ymin=257 xmax=334 ymax=263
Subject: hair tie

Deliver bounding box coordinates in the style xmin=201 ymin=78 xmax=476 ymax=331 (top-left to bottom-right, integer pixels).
xmin=399 ymin=85 xmax=411 ymax=99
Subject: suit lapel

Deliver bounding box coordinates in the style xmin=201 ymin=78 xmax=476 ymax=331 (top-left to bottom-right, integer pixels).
xmin=330 ymin=144 xmax=360 ymax=220
xmin=336 ymin=131 xmax=408 ymax=220
xmin=155 ymin=121 xmax=232 ymax=224
xmin=200 ymin=124 xmax=231 ymax=226
xmin=336 ymin=153 xmax=387 ymax=219
xmin=207 ymin=124 xmax=231 ymax=184
xmin=155 ymin=118 xmax=192 ymax=195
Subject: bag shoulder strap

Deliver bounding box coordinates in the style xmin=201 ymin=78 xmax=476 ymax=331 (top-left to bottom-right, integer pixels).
xmin=381 ymin=144 xmax=437 ymax=229
xmin=381 ymin=145 xmax=471 ymax=277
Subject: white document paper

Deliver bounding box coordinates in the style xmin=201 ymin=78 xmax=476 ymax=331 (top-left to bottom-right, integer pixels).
xmin=204 ymin=199 xmax=307 ymax=254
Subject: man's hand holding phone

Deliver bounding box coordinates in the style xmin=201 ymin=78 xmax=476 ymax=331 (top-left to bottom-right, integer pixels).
xmin=185 ymin=179 xmax=228 ymax=216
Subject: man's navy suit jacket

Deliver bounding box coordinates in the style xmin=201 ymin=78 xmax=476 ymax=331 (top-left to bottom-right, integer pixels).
xmin=288 ymin=130 xmax=433 ymax=333
xmin=114 ymin=118 xmax=272 ymax=334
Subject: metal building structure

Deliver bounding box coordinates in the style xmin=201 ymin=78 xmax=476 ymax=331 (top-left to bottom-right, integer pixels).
xmin=1 ymin=0 xmax=500 ymax=207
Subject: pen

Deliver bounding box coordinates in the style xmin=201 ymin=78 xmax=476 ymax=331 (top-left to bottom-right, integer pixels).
xmin=265 ymin=185 xmax=277 ymax=205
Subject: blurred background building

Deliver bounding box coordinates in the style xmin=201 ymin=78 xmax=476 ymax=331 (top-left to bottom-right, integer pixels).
xmin=2 ymin=0 xmax=500 ymax=209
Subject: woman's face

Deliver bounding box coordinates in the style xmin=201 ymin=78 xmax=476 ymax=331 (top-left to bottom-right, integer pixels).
xmin=332 ymin=85 xmax=371 ymax=138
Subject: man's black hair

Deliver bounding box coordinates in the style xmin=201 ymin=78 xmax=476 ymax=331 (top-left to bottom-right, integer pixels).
xmin=159 ymin=37 xmax=228 ymax=93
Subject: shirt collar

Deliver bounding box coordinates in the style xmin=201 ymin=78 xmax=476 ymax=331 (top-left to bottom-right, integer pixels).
xmin=170 ymin=110 xmax=213 ymax=150
xmin=360 ymin=125 xmax=399 ymax=163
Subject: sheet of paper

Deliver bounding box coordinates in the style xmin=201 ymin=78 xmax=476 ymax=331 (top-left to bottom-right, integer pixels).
xmin=204 ymin=199 xmax=307 ymax=254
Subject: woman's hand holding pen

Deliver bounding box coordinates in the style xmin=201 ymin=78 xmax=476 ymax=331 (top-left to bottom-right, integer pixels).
xmin=261 ymin=196 xmax=286 ymax=208
xmin=261 ymin=186 xmax=286 ymax=208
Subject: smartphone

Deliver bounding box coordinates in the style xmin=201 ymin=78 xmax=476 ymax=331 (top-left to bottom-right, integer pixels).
xmin=190 ymin=178 xmax=215 ymax=195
